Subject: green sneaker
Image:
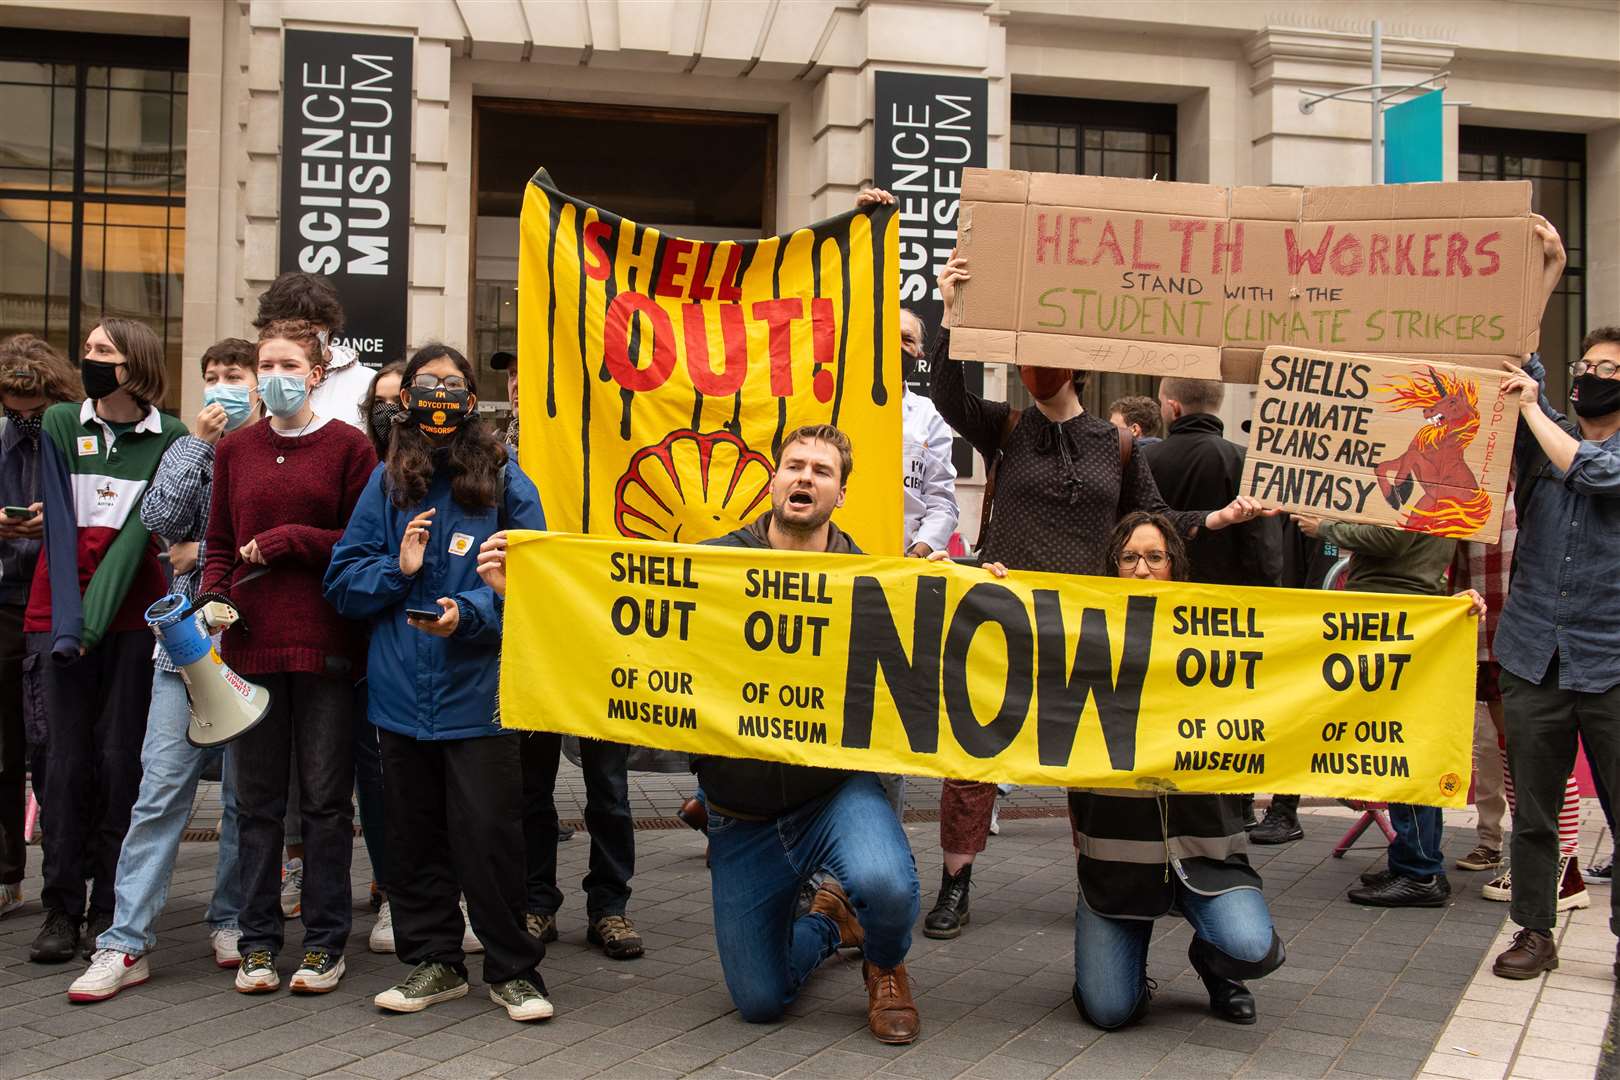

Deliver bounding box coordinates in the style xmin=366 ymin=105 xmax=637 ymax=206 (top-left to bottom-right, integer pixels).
xmin=374 ymin=961 xmax=468 ymax=1013
xmin=490 ymin=976 xmax=553 ymax=1022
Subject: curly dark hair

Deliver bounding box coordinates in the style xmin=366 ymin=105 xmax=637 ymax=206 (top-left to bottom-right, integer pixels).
xmin=385 ymin=344 xmax=506 ymax=513
xmin=1103 ymin=511 xmax=1189 ymax=581
xmin=253 ymin=272 xmax=345 ymax=333
xmin=0 ymin=334 xmax=83 ymax=404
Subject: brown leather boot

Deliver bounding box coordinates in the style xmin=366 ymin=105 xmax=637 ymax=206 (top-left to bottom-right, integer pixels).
xmin=808 ymin=880 xmax=864 ymax=951
xmin=863 ymin=961 xmax=920 ymax=1044
xmin=1493 ymin=927 xmax=1557 ymax=980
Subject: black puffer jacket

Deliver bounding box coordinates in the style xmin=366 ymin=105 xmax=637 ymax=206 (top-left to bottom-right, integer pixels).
xmin=695 ymin=515 xmax=861 ymax=819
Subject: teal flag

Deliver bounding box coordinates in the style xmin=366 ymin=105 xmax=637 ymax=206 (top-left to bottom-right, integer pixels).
xmin=1384 ymin=89 xmax=1443 ymax=183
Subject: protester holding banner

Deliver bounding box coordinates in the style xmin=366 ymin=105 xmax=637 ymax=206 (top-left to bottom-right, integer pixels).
xmin=0 ymin=335 xmax=82 ymax=923
xmin=24 ymin=319 xmax=187 ymax=964
xmin=1070 ymin=511 xmax=1285 ymax=1030
xmin=68 ymin=338 xmax=261 ymax=1002
xmin=1289 ymin=515 xmax=1484 ymax=907
xmin=201 ymin=319 xmax=375 ymax=994
xmin=325 ymin=342 xmax=552 ymax=1021
xmin=921 ymin=252 xmax=1273 ymax=940
xmin=1491 ymin=324 xmax=1620 ymax=981
xmin=698 ymin=425 xmax=921 ymax=1044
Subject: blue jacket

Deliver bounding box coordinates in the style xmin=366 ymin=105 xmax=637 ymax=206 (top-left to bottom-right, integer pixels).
xmin=324 ymin=458 xmax=546 ymax=740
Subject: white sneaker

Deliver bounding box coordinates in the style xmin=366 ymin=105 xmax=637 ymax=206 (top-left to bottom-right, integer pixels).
xmin=369 ymin=900 xmax=395 ymax=954
xmin=0 ymin=882 xmax=23 ymax=919
xmin=288 ymin=950 xmax=345 ymax=994
xmin=280 ymin=858 xmax=303 ymax=919
xmin=235 ymin=948 xmax=280 ymax=993
xmin=211 ymin=927 xmax=242 ymax=969
xmin=68 ymin=949 xmax=150 ymax=1003
xmin=460 ymin=899 xmax=483 ymax=954
xmin=1482 ymin=866 xmax=1512 ymax=902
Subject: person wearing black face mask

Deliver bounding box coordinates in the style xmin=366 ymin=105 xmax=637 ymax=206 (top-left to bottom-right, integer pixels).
xmin=1492 ymin=319 xmax=1620 ymax=982
xmin=325 ymin=343 xmax=553 ymax=1022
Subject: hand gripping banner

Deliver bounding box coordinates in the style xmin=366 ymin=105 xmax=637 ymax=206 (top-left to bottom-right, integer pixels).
xmin=499 ymin=533 xmax=1478 ymax=808
xmin=517 ymin=169 xmax=903 ymax=553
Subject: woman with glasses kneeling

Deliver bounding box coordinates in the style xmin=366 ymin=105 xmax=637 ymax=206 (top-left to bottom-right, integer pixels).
xmin=1069 ymin=511 xmax=1285 ymax=1030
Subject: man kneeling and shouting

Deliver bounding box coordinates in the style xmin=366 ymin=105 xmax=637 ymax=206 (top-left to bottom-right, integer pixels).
xmin=476 ymin=424 xmax=921 ymax=1043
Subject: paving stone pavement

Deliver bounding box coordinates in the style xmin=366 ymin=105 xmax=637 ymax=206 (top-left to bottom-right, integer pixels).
xmin=1 ymin=797 xmax=1570 ymax=1080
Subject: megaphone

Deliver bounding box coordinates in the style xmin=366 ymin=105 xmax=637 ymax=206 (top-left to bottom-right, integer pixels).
xmin=146 ymin=593 xmax=271 ymax=748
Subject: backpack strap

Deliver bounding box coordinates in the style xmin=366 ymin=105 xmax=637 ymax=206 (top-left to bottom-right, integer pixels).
xmin=976 ymin=407 xmax=1023 ymax=552
xmin=1118 ymin=424 xmax=1134 ymax=469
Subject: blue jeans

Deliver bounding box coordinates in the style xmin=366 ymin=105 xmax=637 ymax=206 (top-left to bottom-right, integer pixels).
xmin=1387 ymin=803 xmax=1446 ymax=880
xmin=1074 ymin=886 xmax=1275 ymax=1029
xmin=708 ymin=774 xmax=918 ymax=1022
xmin=99 ymin=668 xmax=242 ymax=956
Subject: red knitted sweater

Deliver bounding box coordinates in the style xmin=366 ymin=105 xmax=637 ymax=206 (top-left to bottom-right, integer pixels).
xmin=200 ymin=418 xmax=377 ymax=676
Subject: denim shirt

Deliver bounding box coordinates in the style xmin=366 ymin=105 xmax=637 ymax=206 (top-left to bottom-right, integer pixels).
xmin=1494 ymin=355 xmax=1620 ymax=693
xmin=0 ymin=418 xmax=42 ymax=607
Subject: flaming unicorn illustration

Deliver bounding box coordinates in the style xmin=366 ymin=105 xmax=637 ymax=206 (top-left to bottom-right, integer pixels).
xmin=1370 ymin=367 xmax=1492 ymax=537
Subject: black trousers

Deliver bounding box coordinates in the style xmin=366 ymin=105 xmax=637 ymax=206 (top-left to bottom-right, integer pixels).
xmin=1502 ymin=667 xmax=1620 ymax=935
xmin=35 ymin=629 xmax=153 ymax=918
xmin=380 ymin=728 xmax=543 ymax=985
xmin=0 ymin=604 xmax=26 ymax=885
xmin=521 ymin=733 xmax=634 ymax=919
xmin=231 ymin=672 xmax=354 ymax=956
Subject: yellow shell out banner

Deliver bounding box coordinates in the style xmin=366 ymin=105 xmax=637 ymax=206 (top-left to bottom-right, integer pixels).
xmin=517 ymin=169 xmax=902 ymax=553
xmin=500 ymin=533 xmax=1477 ymax=808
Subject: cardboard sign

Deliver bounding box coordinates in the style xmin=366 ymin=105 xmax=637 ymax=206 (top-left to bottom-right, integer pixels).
xmin=1240 ymin=347 xmax=1517 ymax=542
xmin=500 ymin=532 xmax=1477 ymax=807
xmin=949 ymin=171 xmax=1540 ymax=383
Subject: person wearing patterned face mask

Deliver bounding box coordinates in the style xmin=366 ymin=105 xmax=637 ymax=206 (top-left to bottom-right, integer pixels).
xmin=0 ymin=335 xmax=82 ymax=923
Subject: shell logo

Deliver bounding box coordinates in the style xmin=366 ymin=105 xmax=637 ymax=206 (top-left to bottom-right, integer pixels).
xmin=432 ymin=409 xmax=448 ymax=426
xmin=615 ymin=429 xmax=773 ymax=543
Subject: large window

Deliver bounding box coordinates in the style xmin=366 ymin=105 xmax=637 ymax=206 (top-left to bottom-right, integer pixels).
xmin=1460 ymin=127 xmax=1585 ymax=403
xmin=0 ymin=31 xmax=188 ymax=405
xmin=471 ymin=98 xmax=776 ymax=406
xmin=1008 ymin=96 xmax=1177 ymax=416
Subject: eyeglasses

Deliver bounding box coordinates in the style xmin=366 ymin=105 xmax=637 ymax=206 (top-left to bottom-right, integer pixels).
xmin=411 ymin=374 xmax=470 ymax=392
xmin=1117 ymin=550 xmax=1169 ymax=570
xmin=1569 ymin=360 xmax=1620 ymax=380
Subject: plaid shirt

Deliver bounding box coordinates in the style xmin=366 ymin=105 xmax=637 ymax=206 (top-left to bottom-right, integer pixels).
xmin=138 ymin=435 xmax=214 ymax=673
xmin=1455 ymin=495 xmax=1517 ymax=662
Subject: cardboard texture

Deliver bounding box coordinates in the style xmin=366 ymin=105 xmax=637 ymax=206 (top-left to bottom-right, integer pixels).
xmin=1239 ymin=346 xmax=1517 ymax=543
xmin=951 ymin=171 xmax=1539 ymax=383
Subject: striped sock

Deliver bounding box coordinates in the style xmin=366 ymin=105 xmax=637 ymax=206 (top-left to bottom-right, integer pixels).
xmin=1499 ymin=739 xmax=1582 ymax=857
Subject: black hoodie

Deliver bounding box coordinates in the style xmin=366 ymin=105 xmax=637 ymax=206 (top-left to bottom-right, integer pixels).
xmin=696 ymin=513 xmax=861 ymax=819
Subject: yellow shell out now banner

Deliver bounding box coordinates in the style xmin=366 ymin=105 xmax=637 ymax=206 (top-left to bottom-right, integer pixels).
xmin=517 ymin=169 xmax=902 ymax=553
xmin=500 ymin=533 xmax=1478 ymax=807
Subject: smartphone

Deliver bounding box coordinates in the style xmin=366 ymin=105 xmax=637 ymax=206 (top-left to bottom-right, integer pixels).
xmin=405 ymin=607 xmax=442 ymax=622
xmin=3 ymin=505 xmax=33 ymax=520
